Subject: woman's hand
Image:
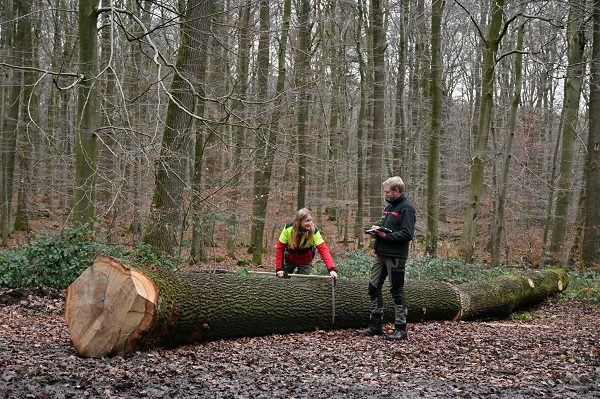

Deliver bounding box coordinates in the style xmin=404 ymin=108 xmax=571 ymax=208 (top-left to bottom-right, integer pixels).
xmin=329 ymin=270 xmax=338 ymax=279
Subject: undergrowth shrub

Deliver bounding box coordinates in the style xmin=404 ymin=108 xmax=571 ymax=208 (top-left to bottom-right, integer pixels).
xmin=0 ymin=228 xmax=123 ymax=289
xmin=316 ymin=252 xmax=513 ymax=282
xmin=407 ymin=256 xmax=511 ymax=283
xmin=561 ymin=270 xmax=600 ymax=304
xmin=130 ymin=242 xmax=185 ymax=271
xmin=0 ymin=228 xmax=184 ymax=290
xmin=314 ymin=249 xmax=374 ymax=278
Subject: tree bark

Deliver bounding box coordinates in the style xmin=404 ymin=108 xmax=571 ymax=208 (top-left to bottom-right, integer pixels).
xmin=584 ymin=0 xmax=600 ymax=268
xmin=354 ymin=1 xmax=368 ymax=248
xmin=425 ymin=0 xmax=443 ymax=257
xmin=294 ymin=0 xmax=311 ymax=210
xmin=459 ymin=0 xmax=505 ymax=262
xmin=226 ymin=0 xmax=251 ymax=258
xmin=66 ymin=256 xmax=569 ymax=358
xmin=550 ymin=0 xmax=586 ymax=253
xmin=368 ymin=0 xmax=385 ymax=221
xmin=142 ymin=0 xmax=213 ymax=255
xmin=1 ymin=0 xmax=20 ymax=246
xmin=74 ymin=0 xmax=100 ymax=225
xmin=249 ymin=0 xmax=276 ymax=265
xmin=491 ymin=9 xmax=525 ymax=268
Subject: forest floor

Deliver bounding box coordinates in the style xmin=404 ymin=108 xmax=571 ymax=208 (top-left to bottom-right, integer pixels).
xmin=1 ymin=287 xmax=599 ymax=399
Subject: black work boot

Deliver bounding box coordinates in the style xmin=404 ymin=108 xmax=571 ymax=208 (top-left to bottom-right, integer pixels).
xmin=385 ymin=324 xmax=407 ymax=340
xmin=357 ymin=318 xmax=384 ymax=335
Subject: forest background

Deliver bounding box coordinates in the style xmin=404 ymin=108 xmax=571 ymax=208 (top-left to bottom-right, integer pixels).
xmin=1 ymin=0 xmax=600 ymax=277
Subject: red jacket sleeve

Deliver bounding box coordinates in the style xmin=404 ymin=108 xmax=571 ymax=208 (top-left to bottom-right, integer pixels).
xmin=316 ymin=242 xmax=336 ymax=272
xmin=275 ymin=241 xmax=287 ymax=271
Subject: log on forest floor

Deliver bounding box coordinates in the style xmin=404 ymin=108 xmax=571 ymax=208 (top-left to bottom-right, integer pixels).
xmin=64 ymin=256 xmax=569 ymax=358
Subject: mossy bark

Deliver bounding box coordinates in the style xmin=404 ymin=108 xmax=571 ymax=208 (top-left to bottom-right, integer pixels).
xmin=65 ymin=257 xmax=569 ymax=357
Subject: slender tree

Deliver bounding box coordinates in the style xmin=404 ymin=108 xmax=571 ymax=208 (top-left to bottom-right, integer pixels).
xmin=1 ymin=0 xmax=21 ymax=245
xmin=459 ymin=0 xmax=506 ymax=262
xmin=295 ymin=0 xmax=311 ymax=210
xmin=550 ymin=0 xmax=586 ymax=254
xmin=425 ymin=0 xmax=444 ymax=257
xmin=143 ymin=0 xmax=214 ymax=255
xmin=74 ymin=0 xmax=100 ymax=225
xmin=393 ymin=0 xmax=409 ymax=178
xmin=189 ymin=0 xmax=213 ymax=264
xmin=368 ymin=0 xmax=386 ymax=221
xmin=249 ymin=0 xmax=286 ymax=265
xmin=491 ymin=10 xmax=525 ymax=268
xmin=354 ymin=0 xmax=369 ymax=248
xmin=226 ymin=0 xmax=252 ymax=258
xmin=584 ymin=0 xmax=600 ymax=268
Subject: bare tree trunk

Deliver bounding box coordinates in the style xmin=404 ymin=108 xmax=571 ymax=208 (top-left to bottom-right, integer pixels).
xmin=13 ymin=0 xmax=38 ymax=234
xmin=295 ymin=0 xmax=311 ymax=210
xmin=143 ymin=0 xmax=213 ymax=255
xmin=541 ymin=117 xmax=562 ymax=263
xmin=189 ymin=4 xmax=213 ymax=265
xmin=584 ymin=0 xmax=600 ymax=268
xmin=407 ymin=0 xmax=429 ymax=193
xmin=74 ymin=0 xmax=100 ymax=225
xmin=1 ymin=0 xmax=21 ymax=245
xmin=125 ymin=0 xmax=153 ymax=238
xmin=550 ymin=0 xmax=586 ymax=254
xmin=566 ymin=186 xmax=585 ymax=269
xmin=393 ymin=0 xmax=409 ymax=178
xmin=459 ymin=0 xmax=506 ymax=262
xmin=250 ymin=0 xmax=290 ymax=264
xmin=491 ymin=12 xmax=525 ymax=268
xmin=354 ymin=1 xmax=369 ymax=248
xmin=226 ymin=0 xmax=252 ymax=259
xmin=368 ymin=0 xmax=386 ymax=221
xmin=425 ymin=0 xmax=443 ymax=257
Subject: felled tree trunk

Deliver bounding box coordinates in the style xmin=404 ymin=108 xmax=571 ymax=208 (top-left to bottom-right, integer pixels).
xmin=65 ymin=256 xmax=569 ymax=357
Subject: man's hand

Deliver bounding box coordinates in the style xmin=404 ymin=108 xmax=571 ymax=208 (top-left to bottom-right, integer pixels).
xmin=367 ymin=225 xmax=390 ymax=238
xmin=366 ymin=225 xmax=380 ymax=236
xmin=329 ymin=270 xmax=338 ymax=279
xmin=276 ymin=270 xmax=285 ymax=278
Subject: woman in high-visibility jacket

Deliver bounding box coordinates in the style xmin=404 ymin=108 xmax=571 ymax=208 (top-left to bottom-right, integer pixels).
xmin=275 ymin=208 xmax=337 ymax=279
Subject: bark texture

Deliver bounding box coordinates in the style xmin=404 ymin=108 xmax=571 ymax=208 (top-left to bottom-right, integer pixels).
xmin=65 ymin=257 xmax=569 ymax=357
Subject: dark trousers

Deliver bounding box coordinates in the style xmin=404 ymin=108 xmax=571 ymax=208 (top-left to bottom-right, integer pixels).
xmin=283 ymin=261 xmax=312 ymax=275
xmin=368 ymin=255 xmax=407 ymax=326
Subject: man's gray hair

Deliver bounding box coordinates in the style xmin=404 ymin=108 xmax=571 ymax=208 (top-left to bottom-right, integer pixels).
xmin=383 ymin=176 xmax=405 ymax=193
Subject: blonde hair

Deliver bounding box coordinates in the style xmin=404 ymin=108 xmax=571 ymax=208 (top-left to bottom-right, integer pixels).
xmin=383 ymin=176 xmax=405 ymax=193
xmin=289 ymin=208 xmax=315 ymax=249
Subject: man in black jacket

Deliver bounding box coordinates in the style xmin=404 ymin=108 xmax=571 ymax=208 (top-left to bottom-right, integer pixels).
xmin=358 ymin=176 xmax=416 ymax=340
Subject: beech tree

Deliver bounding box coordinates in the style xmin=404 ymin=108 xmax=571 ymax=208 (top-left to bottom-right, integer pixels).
xmin=1 ymin=0 xmax=21 ymax=245
xmin=460 ymin=0 xmax=508 ymax=262
xmin=294 ymin=0 xmax=311 ymax=210
xmin=490 ymin=10 xmax=525 ymax=268
xmin=0 ymin=0 xmax=598 ymax=271
xmin=584 ymin=0 xmax=600 ymax=268
xmin=550 ymin=0 xmax=587 ymax=254
xmin=74 ymin=0 xmax=100 ymax=225
xmin=65 ymin=256 xmax=569 ymax=357
xmin=249 ymin=0 xmax=285 ymax=265
xmin=368 ymin=0 xmax=386 ymax=221
xmin=142 ymin=0 xmax=214 ymax=255
xmin=425 ymin=0 xmax=444 ymax=257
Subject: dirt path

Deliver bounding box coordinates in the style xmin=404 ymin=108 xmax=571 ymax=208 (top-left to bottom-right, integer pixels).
xmin=1 ymin=288 xmax=599 ymax=398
